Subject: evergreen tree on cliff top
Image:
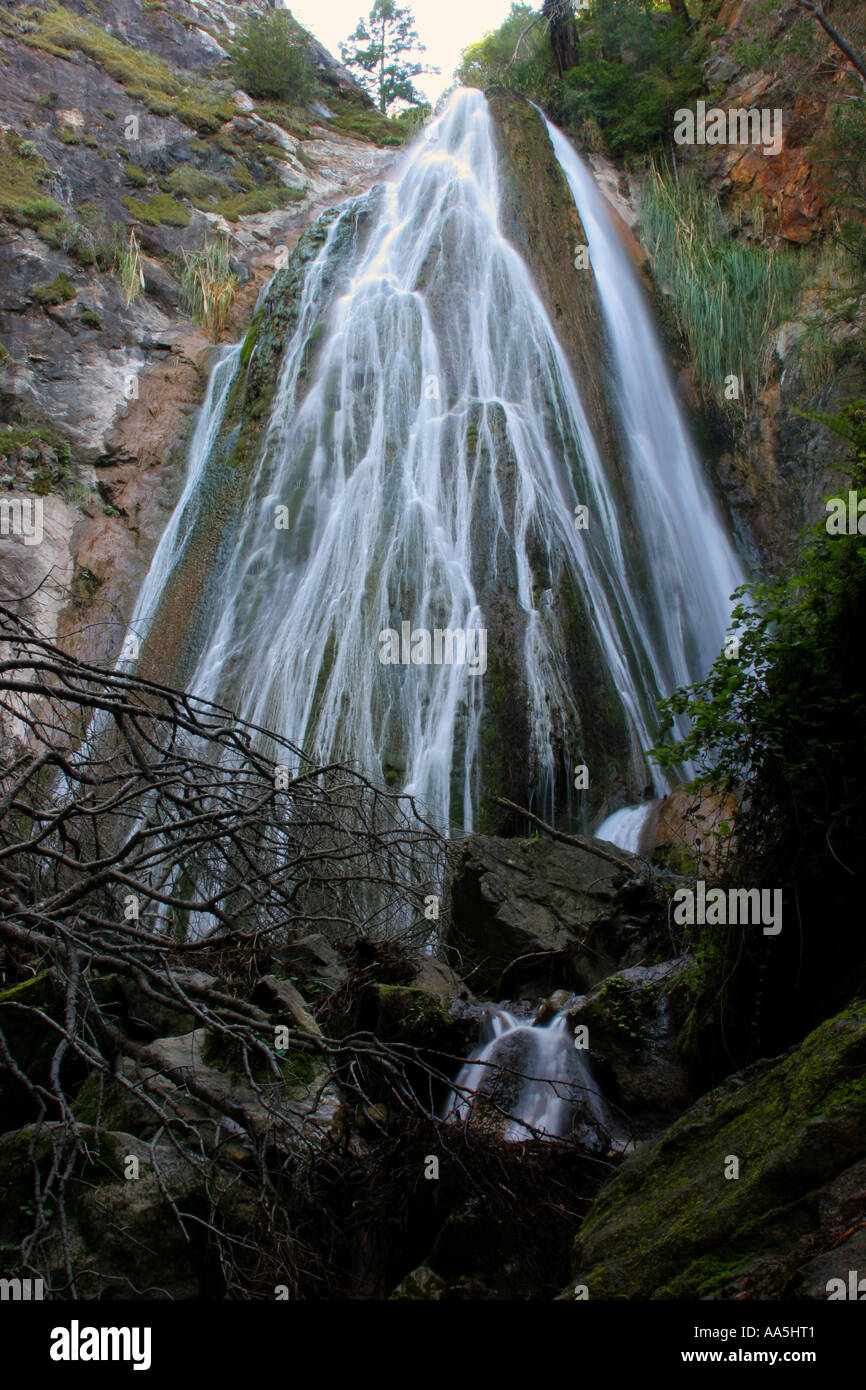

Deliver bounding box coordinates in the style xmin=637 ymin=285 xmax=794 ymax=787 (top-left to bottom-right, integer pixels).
xmin=340 ymin=1 xmax=436 ymax=114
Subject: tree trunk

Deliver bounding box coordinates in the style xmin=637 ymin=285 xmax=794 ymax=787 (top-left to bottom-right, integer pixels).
xmin=542 ymin=0 xmax=578 ymax=77
xmin=668 ymin=0 xmax=692 ymax=28
xmin=796 ymin=1 xmax=866 ymax=88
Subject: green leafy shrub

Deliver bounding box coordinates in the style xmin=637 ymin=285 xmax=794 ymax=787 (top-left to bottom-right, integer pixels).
xmin=458 ymin=1 xmax=555 ymax=106
xmin=811 ymin=97 xmax=866 ymax=268
xmin=228 ymin=11 xmax=315 ymax=104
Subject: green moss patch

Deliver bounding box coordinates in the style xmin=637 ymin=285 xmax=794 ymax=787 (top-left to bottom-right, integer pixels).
xmin=122 ymin=192 xmax=191 ymax=227
xmin=7 ymin=2 xmax=234 ymax=132
xmin=215 ymin=184 xmax=304 ymax=221
xmin=571 ymin=998 xmax=866 ymax=1299
xmin=33 ymin=271 xmax=75 ymax=306
xmin=0 ymin=128 xmax=64 ymax=230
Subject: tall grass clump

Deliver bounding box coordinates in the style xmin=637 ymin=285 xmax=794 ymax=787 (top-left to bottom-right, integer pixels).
xmin=179 ymin=237 xmax=239 ymax=340
xmin=116 ymin=227 xmax=144 ymax=305
xmin=642 ymin=161 xmax=806 ymax=407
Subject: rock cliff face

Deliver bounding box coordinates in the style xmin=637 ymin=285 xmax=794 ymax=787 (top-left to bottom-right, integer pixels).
xmin=564 ymin=997 xmax=866 ymax=1300
xmin=0 ymin=0 xmax=396 ymax=664
xmin=652 ymin=0 xmax=866 ymax=573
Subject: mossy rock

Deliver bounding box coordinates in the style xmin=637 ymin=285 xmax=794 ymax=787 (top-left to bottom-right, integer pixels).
xmin=33 ymin=272 xmax=75 ymax=306
xmin=568 ymin=997 xmax=866 ymax=1299
xmin=121 ymin=193 xmax=191 ymax=227
xmin=0 ymin=1122 xmax=123 ymax=1252
xmin=362 ymin=984 xmax=464 ymax=1053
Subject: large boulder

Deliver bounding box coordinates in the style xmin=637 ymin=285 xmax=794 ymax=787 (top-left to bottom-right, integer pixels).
xmin=0 ymin=1123 xmax=251 ymax=1299
xmin=567 ymin=957 xmax=694 ymax=1135
xmin=445 ymin=832 xmax=656 ymax=995
xmin=564 ymin=997 xmax=866 ymax=1299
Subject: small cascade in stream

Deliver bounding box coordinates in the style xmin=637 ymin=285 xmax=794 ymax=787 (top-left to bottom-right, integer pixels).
xmin=596 ymin=801 xmax=657 ymax=855
xmin=443 ymin=1002 xmax=619 ymax=1146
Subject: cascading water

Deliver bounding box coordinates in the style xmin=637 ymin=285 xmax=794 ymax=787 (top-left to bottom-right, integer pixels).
xmin=122 ymin=88 xmax=749 ymax=1135
xmin=443 ymin=1003 xmax=618 ymax=1146
xmin=129 ymin=87 xmax=743 ymax=843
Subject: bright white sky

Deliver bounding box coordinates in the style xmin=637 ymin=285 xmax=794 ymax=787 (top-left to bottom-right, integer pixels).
xmin=287 ymin=0 xmax=520 ymax=104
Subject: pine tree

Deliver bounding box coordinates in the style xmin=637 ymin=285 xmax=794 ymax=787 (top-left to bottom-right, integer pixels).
xmin=340 ymin=1 xmax=437 ymax=115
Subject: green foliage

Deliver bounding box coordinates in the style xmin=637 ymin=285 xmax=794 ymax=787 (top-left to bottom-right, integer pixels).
xmin=811 ymin=97 xmax=866 ymax=269
xmin=33 ymin=272 xmax=75 ymax=306
xmin=653 ymin=401 xmax=866 ymax=868
xmin=642 ymin=162 xmax=805 ymax=404
xmin=121 ymin=192 xmax=191 ymax=227
xmin=11 ymin=2 xmax=233 ymax=131
xmin=124 ymin=163 xmax=150 ymax=188
xmin=166 ymin=166 xmax=229 ymax=206
xmin=57 ymin=205 xmax=124 ymax=269
xmin=228 ymin=10 xmax=315 ymax=104
xmin=326 ymin=96 xmax=407 ymax=145
xmin=556 ymin=1 xmax=703 ymax=157
xmin=652 ymin=404 xmax=866 ymax=1061
xmin=0 ymin=128 xmax=64 ymax=230
xmin=214 ymin=185 xmax=305 ymax=221
xmin=457 ymin=2 xmax=555 ymax=106
xmin=341 ymin=1 xmax=435 ymax=115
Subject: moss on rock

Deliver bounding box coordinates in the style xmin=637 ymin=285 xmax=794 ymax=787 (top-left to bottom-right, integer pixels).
xmin=569 ymin=997 xmax=866 ymax=1298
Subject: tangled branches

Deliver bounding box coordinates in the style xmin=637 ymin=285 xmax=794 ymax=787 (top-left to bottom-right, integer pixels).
xmin=0 ymin=607 xmax=613 ymax=1299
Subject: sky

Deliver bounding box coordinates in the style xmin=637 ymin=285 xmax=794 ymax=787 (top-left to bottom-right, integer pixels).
xmin=287 ymin=0 xmax=519 ymax=105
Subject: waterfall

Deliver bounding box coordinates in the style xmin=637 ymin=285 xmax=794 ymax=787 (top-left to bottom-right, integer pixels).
xmin=126 ymin=344 xmax=240 ymax=656
xmin=443 ymin=1003 xmax=618 ymax=1145
xmin=129 ymin=87 xmax=743 ymax=840
xmin=543 ymin=117 xmax=744 ymax=845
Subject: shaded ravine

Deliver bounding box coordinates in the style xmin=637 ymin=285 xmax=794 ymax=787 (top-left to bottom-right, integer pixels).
xmin=126 ymin=88 xmax=743 ymax=842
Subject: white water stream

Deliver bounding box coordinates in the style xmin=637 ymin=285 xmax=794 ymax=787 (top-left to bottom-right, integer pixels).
xmin=128 ymin=88 xmax=743 ymax=847
xmin=443 ymin=1003 xmax=618 ymax=1144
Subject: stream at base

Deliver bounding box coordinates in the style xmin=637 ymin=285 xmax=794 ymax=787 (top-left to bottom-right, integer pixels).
xmin=443 ymin=1000 xmax=623 ymax=1148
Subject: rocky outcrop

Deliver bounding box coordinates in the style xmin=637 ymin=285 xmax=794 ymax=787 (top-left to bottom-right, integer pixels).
xmin=650 ymin=0 xmax=866 ymax=573
xmin=0 ymin=0 xmax=396 ymax=663
xmin=567 ymin=958 xmax=695 ymax=1135
xmin=444 ymin=831 xmax=659 ymax=996
xmin=564 ymin=996 xmax=866 ymax=1299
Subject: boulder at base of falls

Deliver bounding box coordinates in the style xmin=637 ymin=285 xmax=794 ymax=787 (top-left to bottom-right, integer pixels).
xmin=567 ymin=958 xmax=695 ymax=1136
xmin=444 ymin=832 xmax=658 ymax=995
xmin=0 ymin=1125 xmax=252 ymax=1299
xmin=562 ymin=996 xmax=866 ymax=1299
